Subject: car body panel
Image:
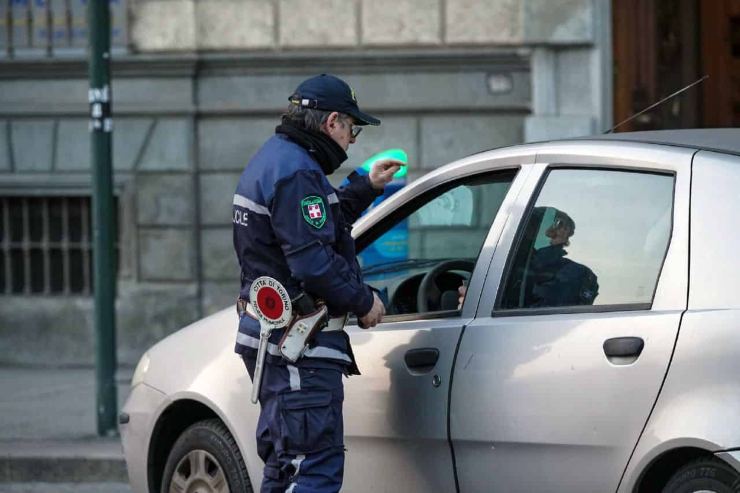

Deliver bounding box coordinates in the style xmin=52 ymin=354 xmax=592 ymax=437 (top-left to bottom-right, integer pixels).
xmin=121 ymin=308 xmax=263 ymax=492
xmin=121 ymin=382 xmax=167 ymax=493
xmin=451 ymin=142 xmax=693 ymax=492
xmin=454 ymin=310 xmax=684 ymax=493
xmin=618 ymin=309 xmax=740 ymax=492
xmin=687 ymin=151 xmax=740 ymax=311
xmin=619 ymin=149 xmax=740 ymax=491
xmin=342 ymin=317 xmax=467 ymax=492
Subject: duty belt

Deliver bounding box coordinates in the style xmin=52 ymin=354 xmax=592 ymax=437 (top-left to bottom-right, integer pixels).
xmin=237 ymin=298 xmax=348 ymax=332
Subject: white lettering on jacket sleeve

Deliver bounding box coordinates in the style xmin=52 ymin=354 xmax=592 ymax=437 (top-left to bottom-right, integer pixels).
xmin=233 ymin=208 xmax=249 ymax=227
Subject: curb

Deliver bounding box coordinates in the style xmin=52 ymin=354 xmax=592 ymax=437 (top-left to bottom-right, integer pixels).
xmin=0 ymin=439 xmax=127 ymax=483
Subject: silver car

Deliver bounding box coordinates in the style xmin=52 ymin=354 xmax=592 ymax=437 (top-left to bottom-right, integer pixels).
xmin=120 ymin=129 xmax=740 ymax=493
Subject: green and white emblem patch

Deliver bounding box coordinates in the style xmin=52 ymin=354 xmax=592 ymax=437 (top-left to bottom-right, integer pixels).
xmin=301 ymin=196 xmax=327 ymax=229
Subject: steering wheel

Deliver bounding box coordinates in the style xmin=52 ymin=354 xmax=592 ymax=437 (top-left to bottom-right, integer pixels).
xmin=417 ymin=259 xmax=476 ymax=313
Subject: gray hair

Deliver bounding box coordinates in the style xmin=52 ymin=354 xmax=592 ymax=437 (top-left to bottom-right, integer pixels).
xmin=281 ymin=104 xmax=350 ymax=133
xmin=281 ymin=104 xmax=332 ymax=132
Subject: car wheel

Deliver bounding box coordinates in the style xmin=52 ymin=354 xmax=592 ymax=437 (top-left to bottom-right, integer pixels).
xmin=161 ymin=418 xmax=251 ymax=493
xmin=662 ymin=457 xmax=740 ymax=493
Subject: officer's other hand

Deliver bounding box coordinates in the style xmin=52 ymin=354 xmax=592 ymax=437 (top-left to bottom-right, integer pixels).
xmin=369 ymin=159 xmax=404 ymax=190
xmin=359 ymin=292 xmax=385 ymax=329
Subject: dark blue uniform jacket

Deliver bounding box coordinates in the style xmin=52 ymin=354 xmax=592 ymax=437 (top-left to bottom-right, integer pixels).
xmin=528 ymin=244 xmax=599 ymax=307
xmin=233 ymin=134 xmax=379 ymax=372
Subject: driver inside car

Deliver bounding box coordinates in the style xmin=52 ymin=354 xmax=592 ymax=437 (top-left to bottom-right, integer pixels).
xmin=457 ymin=208 xmax=599 ymax=309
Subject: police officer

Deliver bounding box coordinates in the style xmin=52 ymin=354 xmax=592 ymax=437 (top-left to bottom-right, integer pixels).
xmin=233 ymin=74 xmax=401 ymax=492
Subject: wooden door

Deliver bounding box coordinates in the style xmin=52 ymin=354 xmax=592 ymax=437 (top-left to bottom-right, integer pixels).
xmin=701 ymin=0 xmax=740 ymax=126
xmin=613 ymin=0 xmax=739 ymax=130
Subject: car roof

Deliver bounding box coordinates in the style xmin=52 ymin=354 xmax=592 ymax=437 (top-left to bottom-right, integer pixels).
xmin=569 ymin=128 xmax=740 ymax=157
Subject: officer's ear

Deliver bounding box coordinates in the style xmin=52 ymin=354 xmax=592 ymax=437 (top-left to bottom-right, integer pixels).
xmin=324 ymin=112 xmax=342 ymax=132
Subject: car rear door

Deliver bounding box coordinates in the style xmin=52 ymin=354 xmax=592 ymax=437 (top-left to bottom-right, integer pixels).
xmin=450 ymin=142 xmax=693 ymax=493
xmin=340 ymin=160 xmax=532 ymax=493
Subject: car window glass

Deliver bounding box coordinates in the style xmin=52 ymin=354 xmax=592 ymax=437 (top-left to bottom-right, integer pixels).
xmin=498 ymin=168 xmax=674 ymax=310
xmin=416 ymin=186 xmax=474 ymax=227
xmin=361 ymin=173 xmax=514 ymax=316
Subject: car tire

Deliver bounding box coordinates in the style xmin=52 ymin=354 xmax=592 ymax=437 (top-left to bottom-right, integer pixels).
xmin=662 ymin=457 xmax=740 ymax=493
xmin=161 ymin=418 xmax=252 ymax=493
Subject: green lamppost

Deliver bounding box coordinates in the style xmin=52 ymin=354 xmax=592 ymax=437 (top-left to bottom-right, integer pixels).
xmin=88 ymin=0 xmax=117 ymax=436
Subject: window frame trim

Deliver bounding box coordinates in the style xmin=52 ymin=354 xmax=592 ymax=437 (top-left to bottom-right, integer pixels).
xmin=349 ymin=308 xmax=462 ymax=326
xmin=492 ymin=164 xmax=677 ymax=316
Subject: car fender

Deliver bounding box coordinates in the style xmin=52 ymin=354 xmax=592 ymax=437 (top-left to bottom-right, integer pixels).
xmin=619 ymin=309 xmax=740 ymax=491
xmin=138 ymin=307 xmax=262 ymax=490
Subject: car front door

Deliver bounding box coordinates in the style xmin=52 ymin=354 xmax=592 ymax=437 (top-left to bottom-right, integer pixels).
xmin=450 ymin=144 xmax=693 ymax=493
xmin=340 ymin=164 xmax=529 ymax=493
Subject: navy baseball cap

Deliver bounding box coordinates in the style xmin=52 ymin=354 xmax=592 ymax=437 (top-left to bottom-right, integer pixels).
xmin=289 ymin=74 xmax=381 ymax=126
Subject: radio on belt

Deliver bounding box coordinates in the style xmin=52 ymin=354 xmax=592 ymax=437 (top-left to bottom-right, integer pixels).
xmin=279 ymin=293 xmax=328 ymax=363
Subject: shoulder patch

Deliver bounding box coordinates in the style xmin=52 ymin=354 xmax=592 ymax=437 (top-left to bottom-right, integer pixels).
xmin=301 ymin=195 xmax=327 ymax=229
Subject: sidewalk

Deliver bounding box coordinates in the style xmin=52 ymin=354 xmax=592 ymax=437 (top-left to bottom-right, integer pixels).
xmin=0 ymin=367 xmax=133 ymax=490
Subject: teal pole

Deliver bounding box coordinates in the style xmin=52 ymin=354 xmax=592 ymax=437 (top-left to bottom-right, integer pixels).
xmin=88 ymin=0 xmax=117 ymax=436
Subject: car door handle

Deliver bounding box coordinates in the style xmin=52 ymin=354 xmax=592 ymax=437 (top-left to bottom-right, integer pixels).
xmin=603 ymin=337 xmax=644 ymax=363
xmin=404 ymin=348 xmax=440 ymax=372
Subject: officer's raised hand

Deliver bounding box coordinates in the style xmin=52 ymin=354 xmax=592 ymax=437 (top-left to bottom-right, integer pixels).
xmin=369 ymin=159 xmax=404 ymax=190
xmin=359 ymin=292 xmax=385 ymax=328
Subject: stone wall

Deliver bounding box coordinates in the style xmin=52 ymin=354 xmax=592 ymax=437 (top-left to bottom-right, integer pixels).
xmin=129 ymin=0 xmax=594 ymax=51
xmin=0 ymin=0 xmax=611 ymax=366
xmin=0 ymin=70 xmax=202 ymax=366
xmin=127 ymin=0 xmax=609 ymax=140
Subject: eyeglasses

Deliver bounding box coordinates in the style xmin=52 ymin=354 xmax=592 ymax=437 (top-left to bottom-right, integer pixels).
xmin=340 ymin=115 xmax=362 ymax=138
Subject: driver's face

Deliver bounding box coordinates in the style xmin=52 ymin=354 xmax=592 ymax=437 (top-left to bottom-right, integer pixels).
xmin=545 ymin=218 xmax=572 ymax=246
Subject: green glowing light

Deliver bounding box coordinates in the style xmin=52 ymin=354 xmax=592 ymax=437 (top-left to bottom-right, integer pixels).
xmin=360 ymin=148 xmax=408 ymax=179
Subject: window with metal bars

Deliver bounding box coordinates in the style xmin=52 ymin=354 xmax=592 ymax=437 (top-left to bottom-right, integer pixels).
xmin=0 ymin=196 xmax=118 ymax=295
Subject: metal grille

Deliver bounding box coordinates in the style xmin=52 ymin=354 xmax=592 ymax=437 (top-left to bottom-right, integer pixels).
xmin=0 ymin=196 xmax=117 ymax=295
xmin=1 ymin=0 xmax=127 ymax=58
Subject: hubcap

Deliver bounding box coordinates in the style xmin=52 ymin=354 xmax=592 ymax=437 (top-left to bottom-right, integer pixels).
xmin=168 ymin=449 xmax=230 ymax=493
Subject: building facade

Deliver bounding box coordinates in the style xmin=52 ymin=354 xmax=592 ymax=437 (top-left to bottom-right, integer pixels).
xmin=0 ymin=0 xmax=610 ymax=366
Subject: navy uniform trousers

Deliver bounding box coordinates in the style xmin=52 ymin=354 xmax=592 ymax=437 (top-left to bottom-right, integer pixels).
xmin=243 ymin=354 xmax=345 ymax=493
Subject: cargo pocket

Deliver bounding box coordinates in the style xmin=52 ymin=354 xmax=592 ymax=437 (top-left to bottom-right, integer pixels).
xmin=279 ymin=390 xmax=336 ymax=454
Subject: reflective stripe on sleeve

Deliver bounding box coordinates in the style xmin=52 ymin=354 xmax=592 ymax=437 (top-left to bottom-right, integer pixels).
xmin=233 ymin=194 xmax=271 ymax=216
xmin=327 ymin=193 xmax=339 ymax=204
